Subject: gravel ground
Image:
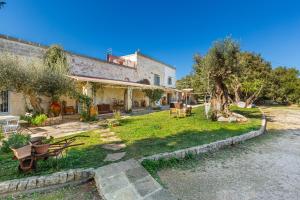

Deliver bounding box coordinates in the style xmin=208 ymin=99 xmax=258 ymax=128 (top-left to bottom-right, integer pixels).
xmin=158 ymin=106 xmax=300 ymax=200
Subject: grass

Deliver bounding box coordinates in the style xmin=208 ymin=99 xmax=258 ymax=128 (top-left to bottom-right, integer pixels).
xmin=0 ymin=106 xmax=261 ymax=182
xmin=0 ymin=131 xmax=108 ymax=181
xmin=113 ymin=106 xmax=262 ymax=158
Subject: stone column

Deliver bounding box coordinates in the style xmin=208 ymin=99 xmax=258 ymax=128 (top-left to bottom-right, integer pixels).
xmin=82 ymin=82 xmax=93 ymax=98
xmin=125 ymin=87 xmax=133 ymax=112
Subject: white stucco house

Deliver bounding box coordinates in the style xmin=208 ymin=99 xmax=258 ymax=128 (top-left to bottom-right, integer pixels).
xmin=0 ymin=34 xmax=179 ymax=116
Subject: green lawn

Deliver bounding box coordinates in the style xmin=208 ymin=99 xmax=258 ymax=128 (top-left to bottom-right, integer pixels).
xmin=0 ymin=106 xmax=261 ymax=182
xmin=113 ymin=106 xmax=262 ymax=158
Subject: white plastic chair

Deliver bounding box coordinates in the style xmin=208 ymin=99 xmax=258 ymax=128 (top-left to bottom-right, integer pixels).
xmin=2 ymin=119 xmax=19 ymax=136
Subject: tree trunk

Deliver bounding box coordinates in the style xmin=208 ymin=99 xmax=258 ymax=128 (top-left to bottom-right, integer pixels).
xmin=234 ymin=85 xmax=241 ymax=103
xmin=28 ymin=95 xmax=44 ymax=114
xmin=245 ymin=85 xmax=263 ymax=108
xmin=211 ymin=79 xmax=231 ymax=120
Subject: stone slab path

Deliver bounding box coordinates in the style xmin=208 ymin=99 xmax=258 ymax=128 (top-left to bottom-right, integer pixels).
xmin=102 ymin=143 xmax=126 ymax=151
xmin=29 ymin=121 xmax=100 ymax=138
xmin=99 ymin=129 xmax=127 ymax=162
xmin=104 ymin=152 xmax=127 ymax=162
xmin=94 ymin=159 xmax=176 ymax=200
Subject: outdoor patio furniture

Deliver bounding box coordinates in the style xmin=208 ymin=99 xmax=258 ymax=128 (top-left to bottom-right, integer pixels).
xmin=186 ymin=106 xmax=192 ymax=116
xmin=2 ymin=119 xmax=19 ymax=136
xmin=177 ymin=108 xmax=187 ymax=118
xmin=97 ymin=104 xmax=111 ymax=114
xmin=170 ymin=108 xmax=178 ymax=117
xmin=112 ymin=99 xmax=124 ymax=111
xmin=64 ymin=106 xmax=75 ymax=115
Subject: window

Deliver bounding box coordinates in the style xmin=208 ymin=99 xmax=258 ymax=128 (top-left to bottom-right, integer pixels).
xmin=154 ymin=74 xmax=160 ymax=86
xmin=0 ymin=91 xmax=9 ymax=113
xmin=168 ymin=77 xmax=172 ymax=85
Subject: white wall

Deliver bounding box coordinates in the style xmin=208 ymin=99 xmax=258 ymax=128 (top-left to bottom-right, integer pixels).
xmin=164 ymin=66 xmax=176 ymax=88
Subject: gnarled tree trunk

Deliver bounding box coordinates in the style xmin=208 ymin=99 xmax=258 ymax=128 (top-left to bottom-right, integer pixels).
xmin=244 ymin=85 xmax=263 ymax=108
xmin=28 ymin=95 xmax=44 ymax=114
xmin=211 ymin=79 xmax=231 ymax=120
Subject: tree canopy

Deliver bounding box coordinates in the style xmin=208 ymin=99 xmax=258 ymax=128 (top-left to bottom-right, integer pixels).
xmin=177 ymin=37 xmax=300 ymax=120
xmin=193 ymin=38 xmax=240 ymax=119
xmin=265 ymin=67 xmax=300 ymax=103
xmin=0 ymin=45 xmax=74 ymax=113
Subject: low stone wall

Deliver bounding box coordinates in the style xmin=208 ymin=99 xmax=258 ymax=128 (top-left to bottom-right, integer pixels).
xmin=42 ymin=116 xmax=63 ymax=126
xmin=0 ymin=168 xmax=94 ymax=196
xmin=140 ymin=114 xmax=267 ymax=162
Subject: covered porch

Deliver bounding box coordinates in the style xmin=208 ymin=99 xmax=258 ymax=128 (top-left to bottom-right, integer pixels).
xmin=68 ymin=75 xmax=175 ymax=115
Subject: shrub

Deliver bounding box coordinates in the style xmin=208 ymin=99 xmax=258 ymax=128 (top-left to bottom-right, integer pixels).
xmin=31 ymin=114 xmax=48 ymax=126
xmin=80 ymin=111 xmax=97 ymax=122
xmin=20 ymin=113 xmax=33 ymax=123
xmin=143 ymin=89 xmax=164 ymax=106
xmin=1 ymin=133 xmax=31 ymax=153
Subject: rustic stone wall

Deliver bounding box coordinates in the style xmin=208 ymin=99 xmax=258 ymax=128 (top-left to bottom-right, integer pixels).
xmin=0 ymin=168 xmax=94 ymax=196
xmin=0 ymin=36 xmax=176 ymax=86
xmin=136 ymin=54 xmax=165 ymax=86
xmin=0 ymin=36 xmax=140 ymax=82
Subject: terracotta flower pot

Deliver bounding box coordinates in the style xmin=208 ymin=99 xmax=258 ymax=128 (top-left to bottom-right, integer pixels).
xmin=50 ymin=101 xmax=61 ymax=117
xmin=11 ymin=145 xmax=32 ymax=159
xmin=33 ymin=143 xmax=50 ymax=154
xmin=90 ymin=106 xmax=98 ymax=116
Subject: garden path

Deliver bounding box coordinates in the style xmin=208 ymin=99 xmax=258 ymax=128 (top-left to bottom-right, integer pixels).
xmin=29 ymin=121 xmax=100 ymax=138
xmin=96 ymin=128 xmax=127 ymax=162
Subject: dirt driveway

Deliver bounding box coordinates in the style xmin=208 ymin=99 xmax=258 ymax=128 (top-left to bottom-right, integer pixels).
xmin=158 ymin=106 xmax=300 ymax=200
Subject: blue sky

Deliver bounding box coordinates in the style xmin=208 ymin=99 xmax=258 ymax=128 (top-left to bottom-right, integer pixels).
xmin=0 ymin=0 xmax=300 ymax=79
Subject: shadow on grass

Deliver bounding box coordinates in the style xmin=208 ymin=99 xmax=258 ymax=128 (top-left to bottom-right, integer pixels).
xmin=122 ymin=126 xmax=261 ymax=159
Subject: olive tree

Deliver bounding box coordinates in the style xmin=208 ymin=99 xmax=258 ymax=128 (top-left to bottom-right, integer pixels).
xmin=195 ymin=38 xmax=240 ymax=120
xmin=229 ymin=52 xmax=271 ymax=107
xmin=143 ymin=89 xmax=164 ymax=106
xmin=0 ymin=45 xmax=74 ymax=114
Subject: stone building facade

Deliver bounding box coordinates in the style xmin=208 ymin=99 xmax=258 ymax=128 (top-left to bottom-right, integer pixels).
xmin=0 ymin=34 xmax=177 ymax=116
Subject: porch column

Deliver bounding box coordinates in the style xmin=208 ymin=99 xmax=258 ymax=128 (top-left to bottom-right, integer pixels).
xmin=125 ymin=87 xmax=133 ymax=111
xmin=82 ymin=82 xmax=93 ymax=98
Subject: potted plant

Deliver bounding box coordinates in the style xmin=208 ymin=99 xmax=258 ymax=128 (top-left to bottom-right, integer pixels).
xmin=32 ymin=136 xmax=53 ymax=154
xmin=50 ymin=101 xmax=61 ymax=117
xmin=1 ymin=133 xmax=31 ymax=159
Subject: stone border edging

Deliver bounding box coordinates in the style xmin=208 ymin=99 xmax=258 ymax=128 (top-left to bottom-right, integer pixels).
xmin=0 ymin=168 xmax=95 ymax=196
xmin=139 ymin=110 xmax=267 ymax=162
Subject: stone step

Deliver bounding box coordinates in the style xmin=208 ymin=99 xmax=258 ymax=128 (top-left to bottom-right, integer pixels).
xmin=102 ymin=143 xmax=126 ymax=151
xmin=104 ymin=152 xmax=126 ymax=162
xmin=100 ymin=132 xmax=116 ymax=138
xmin=101 ymin=136 xmax=122 ymax=143
xmin=94 ymin=159 xmax=176 ymax=200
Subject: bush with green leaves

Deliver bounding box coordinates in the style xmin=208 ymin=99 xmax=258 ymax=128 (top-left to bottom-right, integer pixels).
xmin=143 ymin=89 xmax=164 ymax=106
xmin=80 ymin=111 xmax=97 ymax=122
xmin=1 ymin=133 xmax=31 ymax=153
xmin=31 ymin=114 xmax=48 ymax=126
xmin=20 ymin=113 xmax=33 ymax=123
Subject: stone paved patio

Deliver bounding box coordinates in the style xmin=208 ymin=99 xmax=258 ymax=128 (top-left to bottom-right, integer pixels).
xmin=94 ymin=159 xmax=176 ymax=200
xmin=29 ymin=121 xmax=100 ymax=138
